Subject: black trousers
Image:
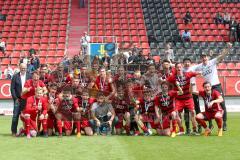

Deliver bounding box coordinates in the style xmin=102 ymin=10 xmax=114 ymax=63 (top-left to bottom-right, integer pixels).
xmin=11 ymin=99 xmax=26 ymax=134
xmin=212 ymin=84 xmax=227 ymax=122
xmin=193 ymin=94 xmax=201 ymax=114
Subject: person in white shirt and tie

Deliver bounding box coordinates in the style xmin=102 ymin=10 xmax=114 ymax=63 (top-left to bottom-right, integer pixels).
xmin=10 ymin=63 xmax=31 ymax=136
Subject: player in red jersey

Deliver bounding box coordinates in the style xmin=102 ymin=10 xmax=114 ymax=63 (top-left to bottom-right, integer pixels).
xmin=88 ymin=67 xmax=116 ymax=100
xmin=21 ymin=71 xmax=48 ymax=99
xmin=194 ymin=81 xmax=224 ymax=136
xmin=46 ymin=83 xmax=58 ymax=136
xmin=76 ymin=90 xmax=95 ymax=136
xmin=133 ymin=90 xmax=155 ymax=136
xmin=18 ymin=87 xmax=48 ymax=138
xmin=167 ymin=63 xmax=201 ymax=135
xmin=112 ymin=89 xmax=131 ymax=135
xmin=159 ymin=59 xmax=175 ymax=81
xmin=53 ymin=87 xmax=80 ymax=137
xmin=39 ymin=64 xmax=51 ymax=86
xmin=154 ymin=81 xmax=183 ymax=137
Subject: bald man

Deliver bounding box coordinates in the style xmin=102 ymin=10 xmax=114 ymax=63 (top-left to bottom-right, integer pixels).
xmin=10 ymin=63 xmax=31 ymax=136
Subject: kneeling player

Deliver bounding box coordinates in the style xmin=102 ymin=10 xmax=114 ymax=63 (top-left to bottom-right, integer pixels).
xmin=53 ymin=87 xmax=80 ymax=137
xmin=76 ymin=90 xmax=95 ymax=136
xmin=112 ymin=90 xmax=130 ymax=135
xmin=19 ymin=87 xmax=48 ymax=138
xmin=92 ymin=92 xmax=115 ymax=135
xmin=154 ymin=81 xmax=183 ymax=137
xmin=194 ymin=82 xmax=224 ymax=136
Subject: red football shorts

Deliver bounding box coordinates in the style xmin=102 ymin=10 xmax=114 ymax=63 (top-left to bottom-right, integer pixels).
xmin=81 ymin=118 xmax=91 ymax=128
xmin=204 ymin=110 xmax=223 ymax=120
xmin=115 ymin=114 xmax=124 ymax=129
xmin=175 ymin=98 xmax=194 ymax=112
xmin=155 ymin=115 xmax=170 ymax=130
xmin=63 ymin=121 xmax=72 ymax=131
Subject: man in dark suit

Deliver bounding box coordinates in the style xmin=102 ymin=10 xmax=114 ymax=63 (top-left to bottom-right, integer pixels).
xmin=10 ymin=63 xmax=31 ymax=136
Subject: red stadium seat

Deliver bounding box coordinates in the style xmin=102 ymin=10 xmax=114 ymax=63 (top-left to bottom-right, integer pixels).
xmin=227 ymin=63 xmax=236 ymax=70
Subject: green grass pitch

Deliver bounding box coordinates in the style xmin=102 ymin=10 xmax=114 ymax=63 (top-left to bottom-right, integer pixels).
xmin=0 ymin=113 xmax=239 ymax=160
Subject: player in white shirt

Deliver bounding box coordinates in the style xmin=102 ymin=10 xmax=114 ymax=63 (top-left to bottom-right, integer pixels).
xmin=190 ymin=43 xmax=232 ymax=131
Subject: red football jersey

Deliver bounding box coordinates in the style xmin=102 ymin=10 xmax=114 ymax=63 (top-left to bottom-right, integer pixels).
xmin=78 ymin=97 xmax=95 ymax=118
xmin=23 ymin=96 xmax=48 ymax=119
xmin=112 ymin=98 xmax=129 ymax=115
xmin=199 ymin=90 xmax=222 ymax=113
xmin=22 ymin=79 xmax=46 ymax=99
xmin=95 ymin=76 xmax=112 ymax=95
xmin=138 ymin=98 xmax=155 ymax=114
xmin=167 ymin=72 xmax=197 ymax=100
xmin=155 ymin=91 xmax=178 ymax=114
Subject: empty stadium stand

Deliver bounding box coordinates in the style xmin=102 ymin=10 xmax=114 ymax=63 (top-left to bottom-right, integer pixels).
xmin=0 ymin=0 xmax=69 ymax=67
xmin=89 ymin=0 xmax=150 ymax=54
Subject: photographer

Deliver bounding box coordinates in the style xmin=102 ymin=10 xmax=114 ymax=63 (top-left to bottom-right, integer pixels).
xmin=92 ymin=92 xmax=115 ymax=135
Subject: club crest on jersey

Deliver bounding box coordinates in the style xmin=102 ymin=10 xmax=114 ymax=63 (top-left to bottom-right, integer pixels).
xmin=62 ymin=100 xmax=73 ymax=110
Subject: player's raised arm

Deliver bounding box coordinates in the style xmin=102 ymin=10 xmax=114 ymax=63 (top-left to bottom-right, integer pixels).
xmin=216 ymin=42 xmax=232 ymax=63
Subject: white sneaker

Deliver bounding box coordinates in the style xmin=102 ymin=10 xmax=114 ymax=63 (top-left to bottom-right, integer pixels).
xmin=148 ymin=129 xmax=153 ymax=135
xmin=177 ymin=132 xmax=185 ymax=136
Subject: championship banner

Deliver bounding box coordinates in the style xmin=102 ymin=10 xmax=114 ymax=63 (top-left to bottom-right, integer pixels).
xmin=225 ymin=77 xmax=240 ymax=96
xmin=89 ymin=43 xmax=116 ymax=58
xmin=0 ymin=80 xmax=11 ymax=99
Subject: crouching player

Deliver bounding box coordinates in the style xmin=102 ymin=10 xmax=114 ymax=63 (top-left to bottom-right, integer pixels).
xmin=53 ymin=87 xmax=80 ymax=137
xmin=112 ymin=90 xmax=131 ymax=135
xmin=154 ymin=81 xmax=183 ymax=137
xmin=19 ymin=87 xmax=48 ymax=138
xmin=133 ymin=90 xmax=155 ymax=136
xmin=76 ymin=90 xmax=95 ymax=136
xmin=92 ymin=92 xmax=115 ymax=135
xmin=194 ymin=82 xmax=224 ymax=136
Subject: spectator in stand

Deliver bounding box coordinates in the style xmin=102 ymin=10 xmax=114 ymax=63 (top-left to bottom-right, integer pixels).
xmin=80 ymin=32 xmax=90 ymax=55
xmin=131 ymin=43 xmax=140 ymax=56
xmin=29 ymin=49 xmax=40 ymax=71
xmin=229 ymin=17 xmax=238 ymax=42
xmin=182 ymin=30 xmax=191 ymax=42
xmin=79 ymin=0 xmax=85 ymax=8
xmin=4 ymin=64 xmax=14 ymax=79
xmin=0 ymin=38 xmax=6 ymax=55
xmin=163 ymin=43 xmax=174 ymax=62
xmin=214 ymin=12 xmax=224 ymax=25
xmin=223 ymin=12 xmax=231 ymax=25
xmin=237 ymin=22 xmax=240 ymax=42
xmin=20 ymin=52 xmax=29 ymax=65
xmin=183 ymin=11 xmax=192 ymax=24
xmin=133 ymin=50 xmax=146 ymax=64
xmin=27 ymin=59 xmax=35 ymax=74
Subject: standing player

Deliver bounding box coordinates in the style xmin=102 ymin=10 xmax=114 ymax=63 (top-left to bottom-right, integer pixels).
xmin=53 ymin=87 xmax=80 ymax=137
xmin=190 ymin=43 xmax=232 ymax=131
xmin=159 ymin=59 xmax=174 ymax=81
xmin=21 ymin=71 xmax=48 ymax=99
xmin=167 ymin=63 xmax=201 ymax=135
xmin=47 ymin=83 xmax=58 ymax=136
xmin=155 ymin=81 xmax=183 ymax=137
xmin=194 ymin=82 xmax=224 ymax=136
xmin=88 ymin=67 xmax=116 ymax=100
xmin=19 ymin=87 xmax=48 ymax=138
xmin=183 ymin=58 xmax=201 ymax=134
